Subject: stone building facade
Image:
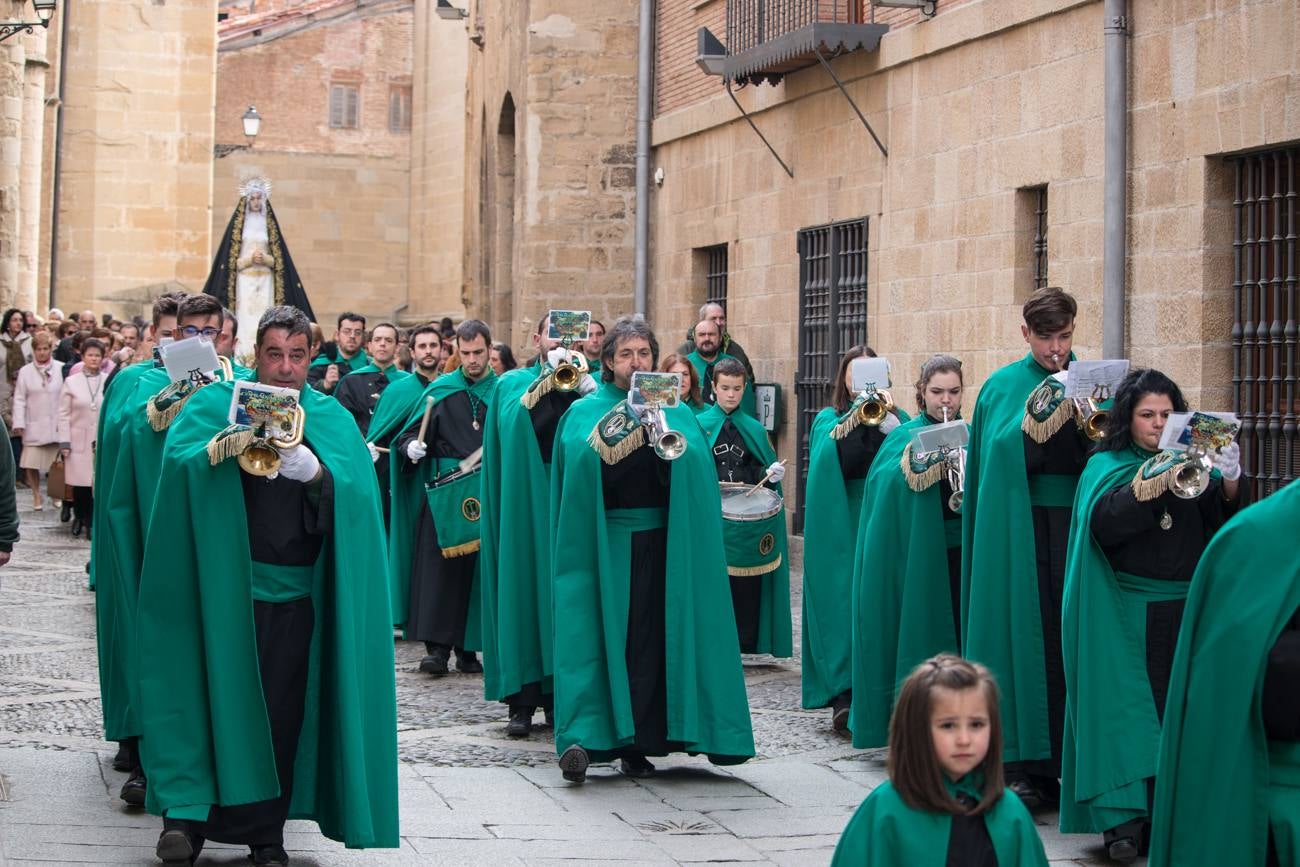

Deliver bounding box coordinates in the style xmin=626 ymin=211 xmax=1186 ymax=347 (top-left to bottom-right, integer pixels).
xmin=459 ymin=0 xmax=641 ymax=352
xmin=649 ymin=0 xmax=1300 ymax=504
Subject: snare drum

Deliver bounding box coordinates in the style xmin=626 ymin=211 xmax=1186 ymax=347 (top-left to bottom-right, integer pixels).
xmin=719 ymin=481 xmax=785 ymax=577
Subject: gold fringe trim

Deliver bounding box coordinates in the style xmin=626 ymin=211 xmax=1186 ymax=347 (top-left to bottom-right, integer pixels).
xmin=147 ymin=388 xmax=191 ymax=432
xmin=1021 ymin=399 xmax=1074 ymax=444
xmin=226 ymin=198 xmax=245 ymax=307
xmin=441 ymin=539 xmax=481 ymax=559
xmin=728 ymin=554 xmax=783 ymax=577
xmin=206 ymin=426 xmax=254 ymax=466
xmin=901 ymin=445 xmax=946 ymax=492
xmin=1131 ymin=465 xmax=1173 ymax=502
xmin=830 ymin=410 xmax=862 ymax=441
xmin=520 ymin=371 xmax=555 ymax=410
xmin=588 ymin=423 xmax=646 ymax=466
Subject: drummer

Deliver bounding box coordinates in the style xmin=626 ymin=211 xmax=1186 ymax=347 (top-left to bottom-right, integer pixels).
xmin=696 ymin=359 xmax=793 ymax=657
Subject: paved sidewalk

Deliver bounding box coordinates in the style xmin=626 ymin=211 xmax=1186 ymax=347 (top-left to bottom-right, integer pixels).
xmin=0 ymin=501 xmax=1115 ymax=865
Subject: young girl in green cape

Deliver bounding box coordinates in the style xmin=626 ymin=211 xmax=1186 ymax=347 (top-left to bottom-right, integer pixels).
xmin=833 ymin=655 xmax=1048 ymax=866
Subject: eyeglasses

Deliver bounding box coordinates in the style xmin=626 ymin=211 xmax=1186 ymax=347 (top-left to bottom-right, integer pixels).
xmin=23 ymin=324 xmax=38 ymax=331
xmin=180 ymin=326 xmax=220 ymax=339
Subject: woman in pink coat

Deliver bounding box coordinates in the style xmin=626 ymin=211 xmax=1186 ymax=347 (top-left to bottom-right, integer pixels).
xmin=12 ymin=331 xmax=63 ymax=510
xmin=58 ymin=337 xmax=105 ymax=538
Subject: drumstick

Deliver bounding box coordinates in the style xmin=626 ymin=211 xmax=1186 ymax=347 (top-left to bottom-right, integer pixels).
xmin=369 ymin=445 xmax=390 ymax=454
xmin=416 ymin=395 xmax=435 ymax=447
xmin=745 ymin=459 xmax=786 ymax=497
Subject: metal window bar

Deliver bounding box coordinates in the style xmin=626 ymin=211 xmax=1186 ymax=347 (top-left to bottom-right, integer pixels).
xmin=726 ymin=0 xmax=858 ymax=55
xmin=794 ymin=217 xmax=869 ymax=532
xmin=705 ymin=245 xmax=729 ymax=307
xmin=1033 ymin=186 xmax=1049 ymax=290
xmin=1232 ymin=147 xmax=1299 ymax=501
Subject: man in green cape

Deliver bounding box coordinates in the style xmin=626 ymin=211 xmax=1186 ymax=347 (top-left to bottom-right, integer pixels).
xmin=95 ymin=294 xmax=236 ymax=807
xmin=695 ymin=358 xmax=792 ymax=658
xmin=581 ymin=318 xmax=605 ymax=377
xmin=850 ymin=404 xmax=964 ymax=749
xmin=1150 ymin=478 xmax=1299 ymax=867
xmin=686 ymin=317 xmax=756 ymax=418
xmin=480 ymin=314 xmax=597 ymax=738
xmin=960 ymin=287 xmax=1087 ymax=806
xmin=334 ymin=322 xmax=409 ymax=527
xmin=136 ymin=305 xmax=398 ymax=865
xmin=551 ymin=316 xmax=754 ymax=783
xmin=306 ymin=311 xmax=368 ymax=394
xmin=390 ymin=319 xmax=497 ymax=676
xmin=676 ymin=302 xmax=755 ymax=382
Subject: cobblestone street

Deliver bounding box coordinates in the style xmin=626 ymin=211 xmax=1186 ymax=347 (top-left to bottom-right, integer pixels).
xmin=0 ymin=500 xmax=1110 ymax=865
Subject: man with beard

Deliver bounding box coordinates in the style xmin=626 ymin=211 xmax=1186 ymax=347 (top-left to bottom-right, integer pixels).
xmin=367 ymin=325 xmax=442 ymax=529
xmin=307 ymin=313 xmax=369 ymax=395
xmin=686 ymin=318 xmax=756 ymax=417
xmin=334 ymin=323 xmax=408 ymax=436
xmin=391 ymin=320 xmax=497 ymax=676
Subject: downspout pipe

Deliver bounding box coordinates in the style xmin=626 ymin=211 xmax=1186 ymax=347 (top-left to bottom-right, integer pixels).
xmin=633 ymin=0 xmax=653 ymax=316
xmin=48 ymin=0 xmax=71 ymax=309
xmin=1102 ymin=0 xmax=1128 ymax=358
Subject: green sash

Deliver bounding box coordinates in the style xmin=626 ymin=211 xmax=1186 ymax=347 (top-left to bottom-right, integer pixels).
xmin=831 ymin=777 xmax=1049 ymax=866
xmin=850 ymin=413 xmax=961 ymax=748
xmin=1149 ymin=479 xmax=1300 ymax=866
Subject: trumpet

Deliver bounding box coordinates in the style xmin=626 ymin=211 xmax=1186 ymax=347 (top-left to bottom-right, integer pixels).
xmin=940 ymin=408 xmax=966 ymax=512
xmin=238 ymin=405 xmax=308 ymax=477
xmin=1170 ymin=447 xmax=1212 ymax=499
xmin=858 ymin=389 xmax=895 ymax=426
xmin=1073 ymin=398 xmax=1109 ymax=441
xmin=643 ymin=405 xmax=686 ymax=461
xmin=551 ymin=349 xmax=589 ymax=392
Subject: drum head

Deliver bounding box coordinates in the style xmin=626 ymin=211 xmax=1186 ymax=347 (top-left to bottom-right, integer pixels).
xmin=719 ymin=481 xmax=782 ymax=521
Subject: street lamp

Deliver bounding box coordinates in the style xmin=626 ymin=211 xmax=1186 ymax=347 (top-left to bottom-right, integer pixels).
xmin=242 ymin=105 xmax=262 ymax=140
xmin=1 ymin=0 xmax=58 ymax=42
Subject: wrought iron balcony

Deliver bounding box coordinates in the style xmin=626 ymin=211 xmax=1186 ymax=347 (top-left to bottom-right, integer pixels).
xmin=725 ymin=0 xmax=888 ymax=85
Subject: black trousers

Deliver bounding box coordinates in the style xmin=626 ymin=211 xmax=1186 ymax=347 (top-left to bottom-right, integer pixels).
xmin=728 ymin=575 xmax=762 ymax=654
xmin=504 ymin=680 xmax=552 ymax=713
xmin=408 ymin=504 xmax=477 ymax=648
xmin=71 ymin=485 xmax=93 ymax=528
xmin=625 ymin=527 xmax=679 ymax=756
xmin=201 ymin=597 xmax=314 ymax=847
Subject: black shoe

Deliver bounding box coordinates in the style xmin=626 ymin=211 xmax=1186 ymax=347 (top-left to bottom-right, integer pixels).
xmin=543 ymin=708 xmax=554 ymax=728
xmin=120 ymin=768 xmax=147 ymax=806
xmin=830 ymin=694 xmax=851 ymax=733
xmin=1007 ymin=777 xmax=1043 ymax=811
xmin=418 ymin=647 xmax=450 ymax=677
xmin=156 ymin=822 xmax=204 ymax=865
xmin=249 ymin=843 xmax=289 ymax=865
xmin=86 ymin=524 xmax=92 ymax=542
xmin=454 ymin=649 xmax=483 ymax=674
xmin=1106 ymin=837 xmax=1139 ymax=864
xmin=71 ymin=517 xmax=82 ymax=536
xmin=559 ymin=745 xmax=589 ymax=783
xmin=506 ymin=708 xmax=532 ymax=738
xmin=61 ymin=501 xmax=72 ymax=522
xmin=619 ymin=753 xmax=656 ymax=778
xmin=112 ymin=743 xmax=132 ymax=773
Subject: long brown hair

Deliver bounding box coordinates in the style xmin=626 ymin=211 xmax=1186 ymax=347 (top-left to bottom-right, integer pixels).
xmin=887 ymin=654 xmax=1004 ymax=816
xmin=659 ymin=353 xmax=702 ymax=406
xmin=913 ymin=354 xmax=963 ymax=414
xmin=830 ymin=345 xmax=876 ymax=413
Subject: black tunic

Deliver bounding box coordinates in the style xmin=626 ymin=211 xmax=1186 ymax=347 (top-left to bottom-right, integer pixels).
xmin=1091 ymin=476 xmax=1243 ymax=720
xmin=711 ymin=418 xmax=768 ymax=653
xmin=1263 ymin=606 xmax=1300 ymax=742
xmin=201 ymin=469 xmax=333 ymax=846
xmin=335 ymin=369 xmax=401 ymax=526
xmin=946 ymin=793 xmax=998 ymax=867
xmin=837 ymin=423 xmax=888 ymax=481
xmin=395 ymin=391 xmax=484 ymax=649
xmin=601 ymin=442 xmax=675 ymax=755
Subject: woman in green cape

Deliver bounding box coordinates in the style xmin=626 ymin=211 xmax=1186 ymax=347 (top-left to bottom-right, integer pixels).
xmin=833 ymin=655 xmax=1048 ymax=867
xmin=1059 ymin=368 xmax=1244 ymax=863
xmin=1149 ymin=479 xmax=1299 ymax=867
xmin=802 ymin=346 xmax=907 ymax=732
xmin=660 ymin=353 xmax=707 ymax=413
xmin=849 ymin=355 xmax=964 ymax=749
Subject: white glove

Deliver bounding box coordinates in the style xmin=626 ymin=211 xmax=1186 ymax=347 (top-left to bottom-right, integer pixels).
xmin=879 ymin=413 xmax=901 ymax=435
xmin=275 ymin=444 xmax=322 ymax=484
xmin=367 ymin=442 xmax=381 ymax=464
xmin=406 ymin=440 xmax=428 ymax=462
xmin=1214 ymin=441 xmax=1242 ymax=481
xmin=1051 ymin=370 xmax=1069 ymax=385
xmin=766 ymin=461 xmax=786 ymax=484
xmin=577 ymin=373 xmax=598 ymax=396
xmin=547 ymin=347 xmax=569 ymax=368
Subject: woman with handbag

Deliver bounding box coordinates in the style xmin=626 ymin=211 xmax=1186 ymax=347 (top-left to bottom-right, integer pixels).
xmin=58 ymin=337 xmax=105 ymax=538
xmin=12 ymin=331 xmax=64 ymax=510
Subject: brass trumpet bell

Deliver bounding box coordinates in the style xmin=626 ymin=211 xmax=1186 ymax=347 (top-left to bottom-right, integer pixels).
xmin=1170 ymin=450 xmax=1211 ymax=500
xmin=238 ymin=405 xmax=307 ymax=477
xmin=645 ymin=405 xmax=687 ymax=461
xmin=1074 ymin=398 xmax=1108 ymax=441
xmin=552 ymin=352 xmax=589 ymax=391
xmin=858 ymin=389 xmax=895 ymax=426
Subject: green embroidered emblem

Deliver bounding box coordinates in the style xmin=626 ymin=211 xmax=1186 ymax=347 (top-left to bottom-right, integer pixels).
xmin=901 ymin=443 xmax=947 ymax=492
xmin=1021 ymin=375 xmax=1074 ymax=444
xmin=146 ymin=380 xmax=196 ymax=432
xmin=587 ymin=401 xmax=646 ymax=465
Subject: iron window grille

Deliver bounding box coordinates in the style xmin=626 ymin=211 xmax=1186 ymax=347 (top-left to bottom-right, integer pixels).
xmin=1232 ymin=146 xmax=1299 ymax=501
xmin=794 ymin=217 xmax=869 ymax=532
xmin=1032 ymin=185 xmax=1049 ymax=290
xmin=703 ymin=244 xmax=729 ymax=308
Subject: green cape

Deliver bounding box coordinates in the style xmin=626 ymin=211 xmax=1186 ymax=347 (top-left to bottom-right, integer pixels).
xmin=831 ymin=777 xmax=1049 ymax=866
xmin=550 ymin=382 xmax=755 ymax=761
xmin=310 ymin=349 xmax=369 ymax=372
xmin=134 ymin=382 xmax=399 ymax=848
xmin=850 ymin=413 xmax=961 ymax=748
xmin=801 ymin=405 xmax=913 ymax=707
xmin=479 ymin=367 xmax=560 ymax=701
xmin=1149 ymin=479 xmax=1300 ymax=867
xmin=960 ymin=353 xmax=1063 ymax=762
xmin=1059 ymin=445 xmax=1178 ymax=833
xmin=348 ymin=363 xmax=408 ymax=383
xmin=686 ymin=349 xmax=757 ymax=418
xmin=366 ymin=372 xmax=429 ymax=447
xmin=386 ymin=368 xmax=496 ymax=634
xmin=91 ymin=359 xmax=159 ymax=739
xmin=696 ymin=403 xmax=792 ymax=657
